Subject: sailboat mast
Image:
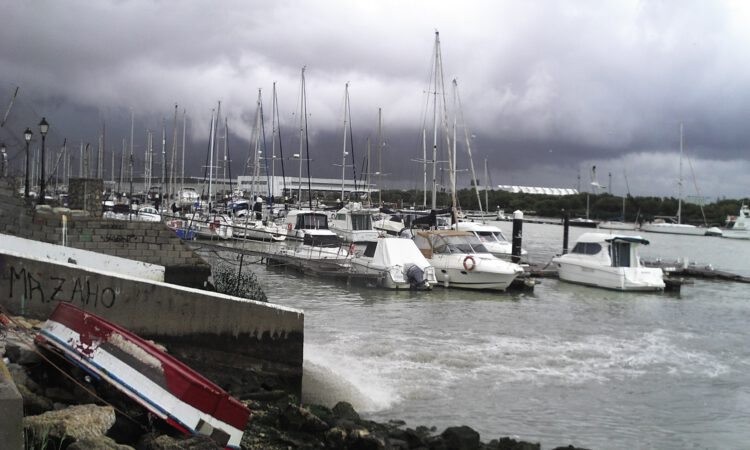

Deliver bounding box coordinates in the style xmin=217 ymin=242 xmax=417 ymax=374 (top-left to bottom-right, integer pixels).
xmin=677 ymin=122 xmax=684 ymax=224
xmin=377 ymin=107 xmax=383 ymax=206
xmin=482 ymin=158 xmax=490 ymax=222
xmin=422 ymin=128 xmax=427 ymax=208
xmin=297 ymin=68 xmax=306 ymax=205
xmin=207 ymin=108 xmax=216 ymax=208
xmin=366 ymin=136 xmax=371 ymax=207
xmin=271 ymin=82 xmax=278 ymax=201
xmin=181 ymin=109 xmax=186 ymax=194
xmin=431 ymin=32 xmax=440 ymax=210
xmin=169 ymin=104 xmax=178 ymax=206
xmin=341 ymin=83 xmax=349 ymax=202
xmin=454 ymin=78 xmax=483 ymax=217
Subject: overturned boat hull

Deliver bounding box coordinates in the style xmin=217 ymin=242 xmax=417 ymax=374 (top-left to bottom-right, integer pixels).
xmin=35 ymin=303 xmax=249 ymax=449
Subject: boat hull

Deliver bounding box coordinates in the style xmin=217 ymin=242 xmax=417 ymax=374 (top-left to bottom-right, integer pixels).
xmin=36 ymin=304 xmax=249 ymax=449
xmin=640 ymin=223 xmax=707 ymax=236
xmin=430 ymin=254 xmax=522 ymax=291
xmin=555 ymin=261 xmax=665 ymax=291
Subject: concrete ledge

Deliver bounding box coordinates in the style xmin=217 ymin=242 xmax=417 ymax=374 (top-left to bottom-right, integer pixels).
xmin=0 ymin=250 xmax=304 ymax=395
xmin=0 ymin=359 xmax=23 ymax=450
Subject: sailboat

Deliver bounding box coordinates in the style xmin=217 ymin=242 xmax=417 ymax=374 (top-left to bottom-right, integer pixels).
xmin=722 ymin=204 xmax=750 ymax=239
xmin=599 ymin=172 xmax=638 ymax=231
xmin=641 ymin=124 xmax=715 ymax=236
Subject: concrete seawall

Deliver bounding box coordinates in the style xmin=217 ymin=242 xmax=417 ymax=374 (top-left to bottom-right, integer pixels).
xmin=0 ymin=247 xmax=304 ymax=395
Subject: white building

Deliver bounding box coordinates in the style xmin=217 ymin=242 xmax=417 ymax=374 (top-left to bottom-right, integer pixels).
xmin=497 ymin=185 xmax=579 ymax=196
xmin=237 ymin=176 xmax=376 ymax=200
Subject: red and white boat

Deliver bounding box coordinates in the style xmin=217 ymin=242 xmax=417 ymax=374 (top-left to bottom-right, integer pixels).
xmin=35 ymin=303 xmax=249 ymax=449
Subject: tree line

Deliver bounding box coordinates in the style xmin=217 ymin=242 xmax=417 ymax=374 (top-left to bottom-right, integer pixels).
xmin=377 ymin=188 xmax=747 ymax=226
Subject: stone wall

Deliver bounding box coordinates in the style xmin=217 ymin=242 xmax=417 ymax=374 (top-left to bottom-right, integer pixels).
xmin=0 ymin=179 xmax=210 ymax=288
xmin=68 ymin=178 xmax=103 ymax=217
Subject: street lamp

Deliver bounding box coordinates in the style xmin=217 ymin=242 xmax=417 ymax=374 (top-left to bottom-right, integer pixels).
xmin=23 ymin=128 xmax=32 ymax=198
xmin=0 ymin=142 xmax=6 ymax=177
xmin=38 ymin=117 xmax=49 ymax=204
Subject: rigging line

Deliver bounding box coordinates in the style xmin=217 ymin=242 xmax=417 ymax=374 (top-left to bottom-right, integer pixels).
xmin=226 ymin=119 xmax=233 ymax=199
xmin=260 ymin=97 xmax=273 ymax=211
xmin=303 ymin=75 xmax=313 ymax=210
xmin=1 ymin=86 xmax=19 ymax=128
xmin=188 ymin=110 xmax=215 ymax=232
xmin=273 ymin=84 xmax=287 ymax=195
xmin=346 ymin=89 xmax=358 ymax=194
xmin=685 ymin=152 xmax=708 ymax=226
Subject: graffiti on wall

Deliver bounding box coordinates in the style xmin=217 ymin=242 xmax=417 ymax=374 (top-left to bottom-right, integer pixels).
xmin=8 ymin=265 xmax=117 ymax=308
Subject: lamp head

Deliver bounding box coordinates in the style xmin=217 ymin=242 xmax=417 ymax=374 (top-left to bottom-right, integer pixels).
xmin=39 ymin=117 xmax=49 ymax=136
xmin=24 ymin=128 xmax=32 ymax=142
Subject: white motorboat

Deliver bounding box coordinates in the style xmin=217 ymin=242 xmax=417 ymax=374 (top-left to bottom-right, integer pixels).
xmin=134 ymin=205 xmax=162 ymax=222
xmin=722 ymin=204 xmax=750 ymax=239
xmin=598 ymin=220 xmax=638 ymax=231
xmin=412 ymin=230 xmax=524 ymax=291
xmin=188 ymin=213 xmax=234 ymax=240
xmin=176 ymin=187 xmax=200 ymax=208
xmin=552 ymin=232 xmax=665 ymax=291
xmin=372 ymin=211 xmax=406 ymax=236
xmin=234 ymin=216 xmax=286 ymax=242
xmin=454 ymin=221 xmax=527 ymax=260
xmin=280 ymin=210 xmax=352 ymax=260
xmin=350 ymin=237 xmax=436 ymax=290
xmin=640 ymin=219 xmax=708 ymax=236
xmin=329 ymin=203 xmax=381 ymax=243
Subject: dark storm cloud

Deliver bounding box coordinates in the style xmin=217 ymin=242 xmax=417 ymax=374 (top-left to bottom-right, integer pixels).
xmin=2 ymin=0 xmax=749 ymax=198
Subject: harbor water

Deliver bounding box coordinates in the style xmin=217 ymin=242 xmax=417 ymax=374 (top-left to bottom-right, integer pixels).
xmin=238 ymin=222 xmax=750 ymax=450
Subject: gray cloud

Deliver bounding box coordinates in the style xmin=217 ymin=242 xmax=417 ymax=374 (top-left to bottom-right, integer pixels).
xmin=2 ymin=0 xmax=749 ymax=198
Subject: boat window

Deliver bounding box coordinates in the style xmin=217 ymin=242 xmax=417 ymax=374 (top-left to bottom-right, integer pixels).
xmin=571 ymin=242 xmax=602 ymax=255
xmin=336 ymin=214 xmax=346 ymax=221
xmin=413 ymin=235 xmax=430 ymax=250
xmin=298 ymin=214 xmax=329 ymax=229
xmin=363 ymin=242 xmax=377 ymax=257
xmin=303 ymin=234 xmax=341 ymax=248
xmin=432 ymin=236 xmax=449 ymax=254
xmin=351 ymin=214 xmax=373 ymax=231
xmin=443 ymin=235 xmax=489 ymax=253
xmin=493 ymin=231 xmax=508 ymax=242
xmin=610 ymin=242 xmax=632 ymax=267
xmin=476 ymin=231 xmax=496 ymax=242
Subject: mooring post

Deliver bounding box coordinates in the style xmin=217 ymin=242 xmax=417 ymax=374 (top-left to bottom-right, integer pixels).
xmin=512 ymin=210 xmax=523 ymax=263
xmin=562 ymin=211 xmax=570 ymax=254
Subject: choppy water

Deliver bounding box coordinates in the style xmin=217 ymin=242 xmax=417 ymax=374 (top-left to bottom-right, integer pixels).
xmin=228 ymin=223 xmax=750 ymax=450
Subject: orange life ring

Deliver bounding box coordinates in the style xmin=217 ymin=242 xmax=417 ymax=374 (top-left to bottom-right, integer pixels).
xmin=463 ymin=255 xmax=476 ymax=271
xmin=287 ymin=223 xmax=293 ymax=232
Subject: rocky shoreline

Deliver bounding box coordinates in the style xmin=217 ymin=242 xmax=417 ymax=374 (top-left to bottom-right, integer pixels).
xmin=2 ymin=316 xmax=588 ymax=450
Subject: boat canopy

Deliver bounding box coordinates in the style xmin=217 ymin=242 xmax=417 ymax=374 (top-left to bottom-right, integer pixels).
xmin=364 ymin=238 xmax=431 ymax=269
xmin=605 ymin=236 xmax=650 ymax=245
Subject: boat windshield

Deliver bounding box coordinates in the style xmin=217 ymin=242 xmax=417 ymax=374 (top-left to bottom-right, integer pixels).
xmin=297 ymin=213 xmax=329 ymax=230
xmin=571 ymin=242 xmax=602 ymax=255
xmin=432 ymin=235 xmax=488 ymax=254
xmin=476 ymin=230 xmax=507 ymax=243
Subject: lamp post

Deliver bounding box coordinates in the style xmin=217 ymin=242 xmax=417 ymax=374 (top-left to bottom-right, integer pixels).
xmin=0 ymin=142 xmax=6 ymax=177
xmin=24 ymin=128 xmax=32 ymax=198
xmin=38 ymin=117 xmax=49 ymax=204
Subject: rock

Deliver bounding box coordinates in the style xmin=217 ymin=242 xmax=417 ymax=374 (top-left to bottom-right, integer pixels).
xmin=440 ymin=425 xmax=481 ymax=450
xmin=332 ymin=401 xmax=361 ymax=422
xmin=325 ymin=426 xmax=347 ymax=448
xmin=347 ymin=428 xmax=385 ymax=450
xmin=550 ymin=446 xmax=591 ymax=450
xmin=7 ymin=362 xmax=41 ymax=393
xmin=279 ymin=403 xmax=330 ymax=433
xmin=137 ymin=433 xmax=222 ymax=450
xmin=4 ymin=335 xmax=41 ymax=365
xmin=389 ymin=427 xmax=426 ymax=448
xmin=45 ymin=386 xmax=78 ymax=404
xmin=491 ymin=437 xmax=541 ymax=450
xmin=23 ymin=404 xmax=116 ymax=442
xmin=16 ymin=383 xmax=54 ymax=415
xmin=67 ymin=435 xmax=135 ymax=450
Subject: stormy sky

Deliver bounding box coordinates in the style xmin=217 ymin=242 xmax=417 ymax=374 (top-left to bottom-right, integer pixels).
xmin=1 ymin=0 xmax=749 ymax=200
